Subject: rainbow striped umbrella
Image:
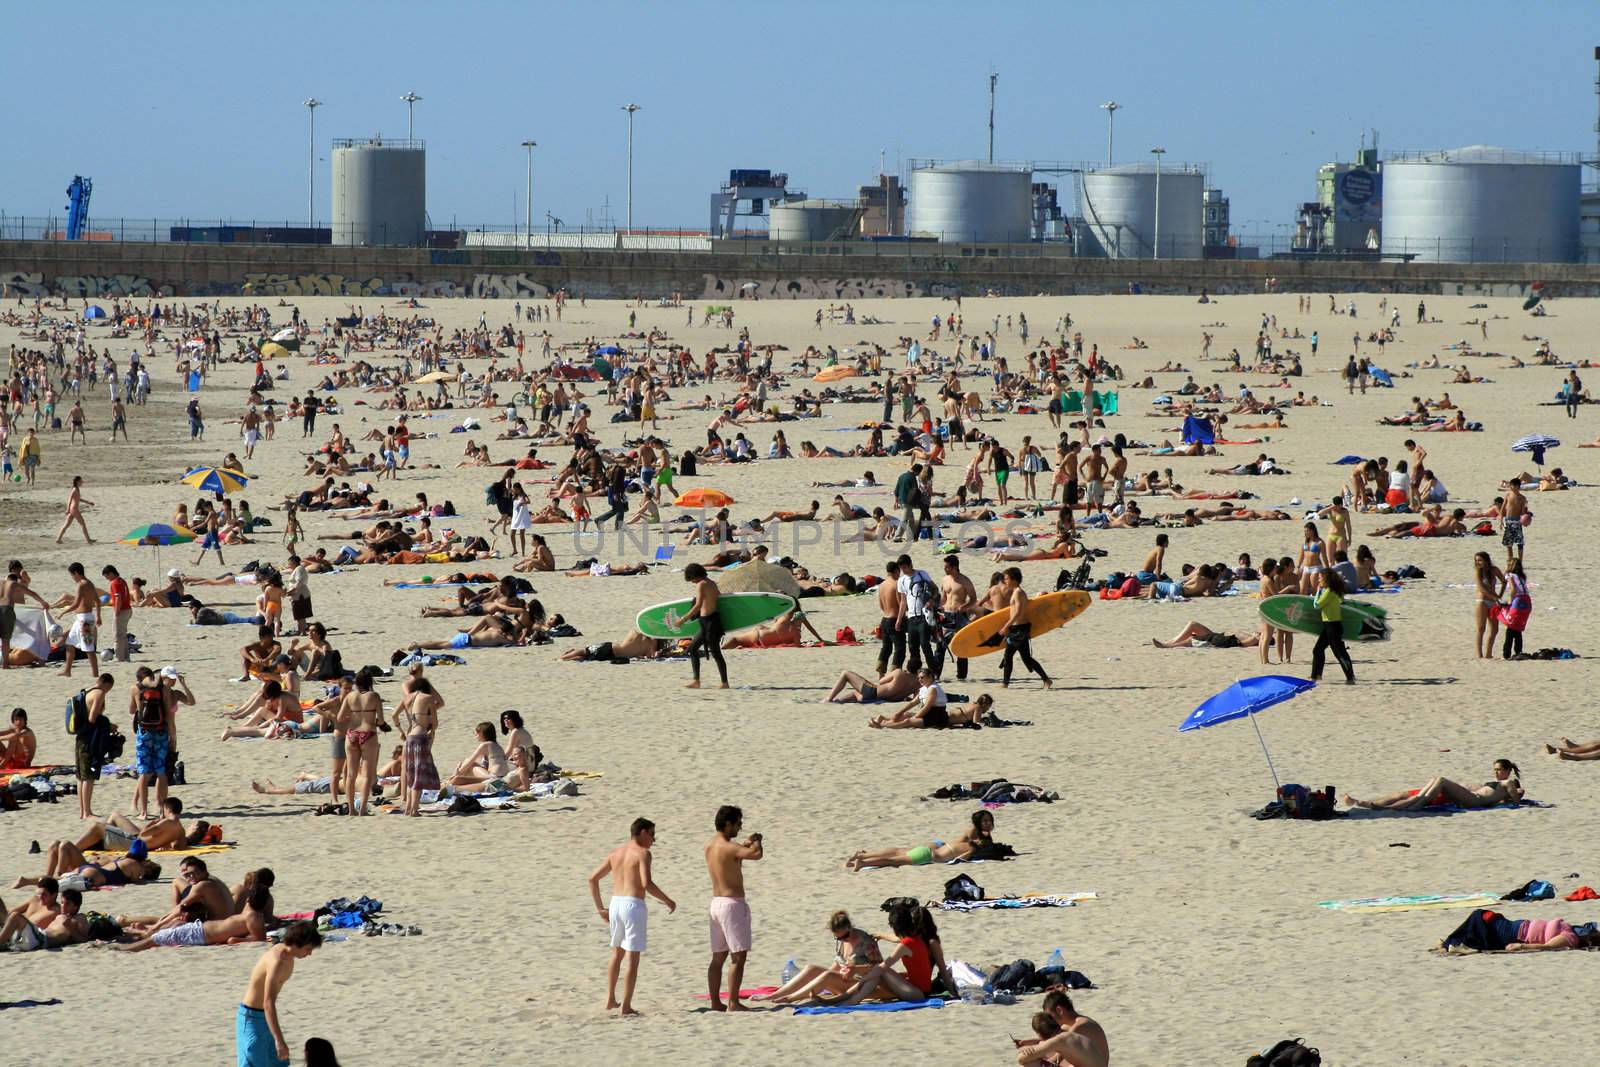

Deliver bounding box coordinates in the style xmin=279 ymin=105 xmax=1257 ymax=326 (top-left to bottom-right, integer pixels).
xmin=181 ymin=467 xmax=249 ymax=495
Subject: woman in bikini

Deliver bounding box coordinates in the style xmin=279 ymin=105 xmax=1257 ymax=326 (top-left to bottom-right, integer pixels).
xmin=1473 ymin=551 xmax=1506 ymax=659
xmin=1345 ymin=759 xmax=1523 ymax=813
xmin=447 ymin=721 xmax=511 ymax=787
xmin=336 ymin=670 xmax=388 ymax=816
xmin=1297 ymin=522 xmax=1325 ymax=594
xmin=844 ymin=810 xmax=994 ymax=871
xmin=757 ymin=909 xmax=885 ymax=1004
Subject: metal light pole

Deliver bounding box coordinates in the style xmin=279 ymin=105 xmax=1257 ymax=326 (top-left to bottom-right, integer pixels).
xmin=1100 ymin=101 xmax=1121 ymax=165
xmin=521 ymin=140 xmax=536 ymax=246
xmin=304 ymin=98 xmax=322 ymax=227
xmin=987 ymin=73 xmax=998 ymax=163
xmin=620 ymin=104 xmax=640 ymax=233
xmin=1150 ymin=147 xmax=1166 ymax=259
xmin=401 ymin=91 xmax=422 ymax=140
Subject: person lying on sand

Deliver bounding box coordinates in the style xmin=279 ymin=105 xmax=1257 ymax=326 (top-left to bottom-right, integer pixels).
xmin=253 ymin=773 xmax=339 ymax=796
xmin=77 ymin=797 xmax=188 ymax=853
xmin=13 ymin=839 xmax=162 ymax=892
xmin=844 ymin=810 xmax=995 ymax=870
xmin=989 ymin=538 xmax=1078 ymax=563
xmin=1150 ymin=620 xmax=1262 ymax=649
xmin=559 ymin=631 xmax=668 ymax=663
xmin=758 ymin=501 xmax=820 ymax=523
xmin=721 ymin=607 xmax=829 ymax=649
xmin=1437 ymin=909 xmax=1600 ymax=954
xmin=1345 ymin=759 xmax=1523 ymax=812
xmin=115 ymin=855 xmax=241 ymax=935
xmin=114 ymin=885 xmax=272 ymax=950
xmin=407 ymin=613 xmax=530 ymax=651
xmin=823 ymin=667 xmax=917 ymax=704
xmin=565 ymin=561 xmax=650 ymax=577
xmin=1545 ymin=738 xmax=1600 ymax=761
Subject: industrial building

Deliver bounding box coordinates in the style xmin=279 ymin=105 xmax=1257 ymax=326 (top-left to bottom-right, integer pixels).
xmin=1077 ymin=162 xmax=1204 ymax=259
xmin=767 ymin=199 xmax=862 ymax=242
xmin=1380 ymin=146 xmax=1580 ymax=263
xmin=331 ymin=138 xmax=427 ymax=247
xmin=1295 ymin=142 xmax=1382 ymax=254
xmin=905 ymin=162 xmax=1035 ymax=244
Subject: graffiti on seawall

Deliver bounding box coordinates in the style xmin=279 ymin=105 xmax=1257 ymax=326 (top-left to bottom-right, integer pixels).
xmin=700 ymin=274 xmax=934 ymax=299
xmin=2 ymin=270 xmax=170 ymax=298
xmin=234 ymin=273 xmax=557 ymax=298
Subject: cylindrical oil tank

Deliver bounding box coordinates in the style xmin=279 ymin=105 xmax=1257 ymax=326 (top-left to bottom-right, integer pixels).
xmin=332 ymin=139 xmax=427 ymax=246
xmin=906 ymin=163 xmax=1033 ymax=243
xmin=1080 ymin=164 xmax=1204 ymax=259
xmin=769 ymin=199 xmax=861 ymax=242
xmin=1380 ymin=147 xmax=1579 ymax=263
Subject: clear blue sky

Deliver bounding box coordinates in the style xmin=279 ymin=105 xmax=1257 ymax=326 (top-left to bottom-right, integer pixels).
xmin=8 ymin=0 xmax=1596 ymax=233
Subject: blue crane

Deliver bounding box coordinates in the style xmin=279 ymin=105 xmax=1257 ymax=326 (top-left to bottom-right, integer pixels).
xmin=64 ymin=176 xmax=93 ymax=240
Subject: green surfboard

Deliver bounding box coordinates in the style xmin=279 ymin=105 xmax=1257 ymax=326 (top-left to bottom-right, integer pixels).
xmin=1259 ymin=594 xmax=1389 ymax=642
xmin=636 ymin=591 xmax=796 ymax=639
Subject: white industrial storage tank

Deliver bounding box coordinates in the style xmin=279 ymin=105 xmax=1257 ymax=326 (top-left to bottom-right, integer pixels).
xmin=1080 ymin=163 xmax=1204 ymax=259
xmin=331 ymin=138 xmax=427 ymax=246
xmin=1380 ymin=147 xmax=1580 ymax=263
xmin=768 ymin=199 xmax=862 ymax=242
xmin=906 ymin=163 xmax=1033 ymax=243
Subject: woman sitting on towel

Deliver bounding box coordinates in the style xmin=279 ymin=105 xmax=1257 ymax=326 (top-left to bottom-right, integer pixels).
xmin=1345 ymin=759 xmax=1523 ymax=813
xmin=446 ymin=721 xmax=511 ymax=787
xmin=756 ymin=910 xmax=885 ymax=1004
xmin=808 ymin=905 xmax=936 ymax=1007
xmin=844 ymin=810 xmax=994 ymax=871
xmin=1438 ymin=909 xmax=1600 ymax=953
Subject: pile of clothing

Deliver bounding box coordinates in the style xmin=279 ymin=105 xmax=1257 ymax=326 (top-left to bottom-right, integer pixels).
xmin=316 ymin=895 xmax=382 ymax=930
xmin=925 ymin=779 xmax=1059 ymax=805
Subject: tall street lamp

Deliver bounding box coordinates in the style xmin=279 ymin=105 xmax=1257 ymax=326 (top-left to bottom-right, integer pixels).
xmin=1150 ymin=147 xmax=1166 ymax=259
xmin=620 ymin=103 xmax=641 ymax=233
xmin=1100 ymin=101 xmax=1121 ymax=166
xmin=521 ymin=140 xmax=537 ymax=245
xmin=401 ymin=91 xmax=422 ymax=140
xmin=304 ymin=98 xmax=322 ymax=227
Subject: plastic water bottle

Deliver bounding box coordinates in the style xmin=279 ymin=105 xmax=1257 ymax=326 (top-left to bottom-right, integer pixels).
xmin=781 ymin=958 xmax=799 ymax=985
xmin=1044 ymin=947 xmax=1066 ymax=971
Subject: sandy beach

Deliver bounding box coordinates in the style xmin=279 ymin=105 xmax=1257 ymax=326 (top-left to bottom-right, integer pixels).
xmin=3 ymin=288 xmax=1598 ymax=1066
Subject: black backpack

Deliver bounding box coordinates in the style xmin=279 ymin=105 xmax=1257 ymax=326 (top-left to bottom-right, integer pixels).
xmin=944 ymin=874 xmax=985 ymax=902
xmin=1277 ymin=784 xmax=1338 ymax=820
xmin=1247 ymin=1038 xmax=1320 ymax=1067
xmin=66 ymin=690 xmax=91 ymax=735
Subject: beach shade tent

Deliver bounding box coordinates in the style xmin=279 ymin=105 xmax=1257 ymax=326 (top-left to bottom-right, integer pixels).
xmin=593 ymin=357 xmax=615 ymax=379
xmin=413 ymin=370 xmax=457 ymax=385
xmin=1181 ymin=415 xmax=1216 ymax=446
xmin=552 ymin=365 xmax=601 ymax=381
xmin=271 ymin=328 xmax=298 ymax=342
xmin=82 ymin=305 xmax=108 ymax=320
xmin=814 ymin=365 xmax=859 ymax=383
xmin=268 ymin=336 xmax=300 ymax=352
xmin=119 ymin=522 xmax=195 ymax=570
xmin=1178 ymin=675 xmax=1317 ymax=790
xmin=716 ymin=559 xmax=803 ymax=600
xmin=1512 ymin=433 xmax=1560 ymax=468
xmin=181 ymin=466 xmax=249 ymax=495
xmin=7 ymin=607 xmax=53 ymax=664
xmin=1369 ymin=367 xmax=1394 ymax=387
xmin=259 ymin=342 xmax=292 ymax=360
xmin=674 ymin=487 xmax=735 ymax=508
xmin=594 ymin=345 xmax=623 ymax=356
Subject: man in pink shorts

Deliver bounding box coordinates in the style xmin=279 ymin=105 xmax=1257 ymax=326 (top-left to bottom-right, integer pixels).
xmin=704 ymin=804 xmax=764 ymax=1011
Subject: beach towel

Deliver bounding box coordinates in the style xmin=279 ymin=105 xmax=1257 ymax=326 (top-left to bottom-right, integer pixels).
xmin=86 ymin=843 xmax=234 ymax=861
xmin=794 ymin=998 xmax=944 ymax=1016
xmin=1316 ymin=893 xmax=1499 ymax=913
xmin=0 ymin=999 xmax=62 ymax=1010
xmin=935 ymin=892 xmax=1097 ymax=913
xmin=1342 ymin=799 xmax=1553 ymax=819
xmin=694 ymin=987 xmax=778 ymax=1000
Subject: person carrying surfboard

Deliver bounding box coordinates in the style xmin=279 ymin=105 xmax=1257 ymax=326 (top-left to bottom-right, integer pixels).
xmin=682 ymin=564 xmax=728 ymax=690
xmin=998 ymin=568 xmax=1052 ymax=690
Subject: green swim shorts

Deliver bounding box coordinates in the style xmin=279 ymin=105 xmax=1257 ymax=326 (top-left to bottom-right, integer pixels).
xmin=908 ymin=845 xmax=934 ymax=866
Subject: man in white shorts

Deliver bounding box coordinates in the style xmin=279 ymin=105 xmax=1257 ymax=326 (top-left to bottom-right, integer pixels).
xmin=705 ymin=805 xmax=763 ymax=1011
xmin=588 ymin=817 xmax=676 ymax=1016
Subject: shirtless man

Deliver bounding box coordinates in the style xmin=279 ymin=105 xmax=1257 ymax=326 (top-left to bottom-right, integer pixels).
xmin=757 ymin=500 xmax=819 ymax=523
xmin=588 ymin=817 xmax=677 ymax=1016
xmin=0 ymin=880 xmax=62 ymax=952
xmin=117 ymin=884 xmax=273 ymax=950
xmin=1501 ymin=475 xmax=1527 ymax=565
xmin=1 ymin=560 xmax=52 ymax=669
xmin=875 ymin=560 xmax=905 ymax=673
xmin=683 ymin=564 xmax=727 ymax=689
xmin=559 ymin=630 xmax=666 ymax=662
xmin=823 ymin=666 xmax=918 ymax=704
xmin=77 ymin=796 xmax=187 ymax=854
xmin=1016 ymin=990 xmax=1110 ymax=1067
xmin=999 ymin=568 xmax=1052 ymax=689
xmin=57 ymin=562 xmax=102 ymax=678
xmin=237 ymin=625 xmax=281 ymax=683
xmin=236 ymin=923 xmax=322 ymax=1067
xmin=704 ymin=805 xmax=764 ymax=1011
xmin=935 ymin=555 xmax=979 ymax=681
xmin=117 ymin=855 xmax=233 ymax=935
xmin=1079 ymin=444 xmax=1109 ymax=514
xmin=54 ymin=475 xmax=95 ymax=544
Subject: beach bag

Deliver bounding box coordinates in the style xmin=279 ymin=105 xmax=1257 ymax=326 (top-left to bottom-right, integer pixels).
xmin=1247 ymin=1038 xmax=1320 ymax=1067
xmin=989 ymin=959 xmax=1037 ymax=993
xmin=1277 ymin=784 xmax=1337 ymax=820
xmin=944 ymin=874 xmax=985 ymax=903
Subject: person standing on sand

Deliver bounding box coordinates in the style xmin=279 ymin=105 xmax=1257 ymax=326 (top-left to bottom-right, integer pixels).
xmin=101 ymin=565 xmax=132 ymax=662
xmin=1 ymin=560 xmax=52 ymax=669
xmin=1501 ymin=475 xmax=1526 ymax=566
xmin=998 ymin=567 xmax=1051 ymax=690
xmin=683 ymin=563 xmax=727 ymax=689
xmin=56 ymin=562 xmax=101 ymax=678
xmin=237 ymin=921 xmax=322 ymax=1067
xmin=54 ymin=475 xmax=94 ymax=544
xmin=19 ymin=427 xmax=41 ymax=486
xmin=705 ymin=805 xmax=763 ymax=1012
xmin=589 ymin=817 xmax=676 ymax=1016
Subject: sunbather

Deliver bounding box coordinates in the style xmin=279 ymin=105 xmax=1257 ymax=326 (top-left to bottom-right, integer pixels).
xmin=12 ymin=839 xmax=161 ymax=891
xmin=721 ymin=607 xmax=829 ymax=649
xmin=1345 ymin=759 xmax=1523 ymax=812
xmin=805 ymin=905 xmax=934 ymax=1006
xmin=1151 ymin=620 xmax=1262 ymax=649
xmin=844 ymin=810 xmax=995 ymax=870
xmin=115 ymin=885 xmax=272 ymax=950
xmin=557 ymin=630 xmax=667 ymax=662
xmin=1438 ymin=908 xmax=1600 ymax=953
xmin=447 ymin=721 xmax=511 ymax=786
xmin=756 ymin=909 xmax=884 ymax=1004
xmin=823 ymin=667 xmax=917 ymax=704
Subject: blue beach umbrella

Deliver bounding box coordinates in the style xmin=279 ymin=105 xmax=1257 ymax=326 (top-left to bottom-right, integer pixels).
xmin=83 ymin=305 xmax=107 ymax=320
xmin=1179 ymin=675 xmax=1317 ymax=789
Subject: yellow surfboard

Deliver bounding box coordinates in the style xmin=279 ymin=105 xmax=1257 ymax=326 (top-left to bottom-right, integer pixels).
xmin=947 ymin=589 xmax=1091 ymax=659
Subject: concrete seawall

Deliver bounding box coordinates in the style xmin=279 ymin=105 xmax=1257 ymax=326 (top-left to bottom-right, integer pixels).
xmin=5 ymin=239 xmax=1599 ymax=301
